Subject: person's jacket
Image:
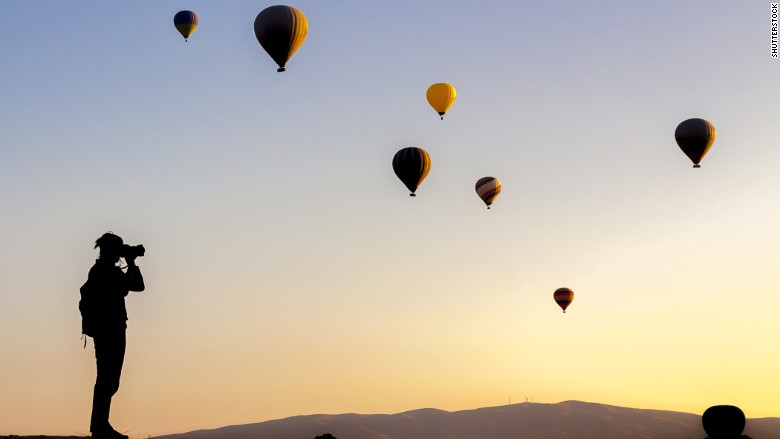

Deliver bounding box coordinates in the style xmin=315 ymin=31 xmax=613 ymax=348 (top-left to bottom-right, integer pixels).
xmin=82 ymin=259 xmax=145 ymax=334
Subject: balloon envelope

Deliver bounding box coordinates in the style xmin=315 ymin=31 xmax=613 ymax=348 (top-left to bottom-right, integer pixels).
xmin=554 ymin=288 xmax=574 ymax=313
xmin=173 ymin=10 xmax=198 ymax=41
xmin=254 ymin=5 xmax=308 ymax=72
xmin=426 ymin=83 xmax=456 ymax=119
xmin=475 ymin=177 xmax=501 ymax=209
xmin=675 ymin=118 xmax=715 ymax=168
xmin=702 ymin=405 xmax=745 ymax=439
xmin=392 ymin=147 xmax=431 ymax=196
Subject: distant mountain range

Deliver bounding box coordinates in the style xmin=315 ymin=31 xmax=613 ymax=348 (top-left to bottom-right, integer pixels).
xmin=154 ymin=400 xmax=780 ymax=439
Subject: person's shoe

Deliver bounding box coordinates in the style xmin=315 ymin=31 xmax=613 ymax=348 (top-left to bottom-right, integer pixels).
xmin=91 ymin=425 xmax=129 ymax=439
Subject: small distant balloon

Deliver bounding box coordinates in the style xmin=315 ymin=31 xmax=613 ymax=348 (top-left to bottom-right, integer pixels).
xmin=392 ymin=147 xmax=431 ymax=197
xmin=675 ymin=118 xmax=715 ymax=168
xmin=426 ymin=83 xmax=456 ymax=120
xmin=702 ymin=405 xmax=745 ymax=439
xmin=475 ymin=177 xmax=501 ymax=209
xmin=254 ymin=5 xmax=308 ymax=72
xmin=173 ymin=10 xmax=199 ymax=42
xmin=553 ymin=288 xmax=574 ymax=313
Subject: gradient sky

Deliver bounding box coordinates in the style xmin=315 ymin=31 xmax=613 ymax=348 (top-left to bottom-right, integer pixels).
xmin=1 ymin=1 xmax=779 ymax=436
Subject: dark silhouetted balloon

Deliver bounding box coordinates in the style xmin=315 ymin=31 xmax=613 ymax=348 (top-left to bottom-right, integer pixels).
xmin=475 ymin=177 xmax=501 ymax=209
xmin=675 ymin=118 xmax=715 ymax=168
xmin=254 ymin=5 xmax=308 ymax=72
xmin=554 ymin=288 xmax=574 ymax=313
xmin=173 ymin=10 xmax=198 ymax=42
xmin=392 ymin=147 xmax=431 ymax=197
xmin=702 ymin=405 xmax=745 ymax=439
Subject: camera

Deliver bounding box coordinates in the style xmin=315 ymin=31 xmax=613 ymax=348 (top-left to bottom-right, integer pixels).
xmin=121 ymin=244 xmax=145 ymax=258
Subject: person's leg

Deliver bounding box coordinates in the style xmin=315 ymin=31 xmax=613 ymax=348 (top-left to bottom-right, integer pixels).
xmin=90 ymin=330 xmax=126 ymax=434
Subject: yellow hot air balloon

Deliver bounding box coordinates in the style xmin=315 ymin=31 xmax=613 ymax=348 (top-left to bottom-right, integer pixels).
xmin=426 ymin=83 xmax=456 ymax=120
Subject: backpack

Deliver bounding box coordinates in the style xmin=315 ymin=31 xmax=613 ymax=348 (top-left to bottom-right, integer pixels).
xmin=79 ymin=279 xmax=98 ymax=337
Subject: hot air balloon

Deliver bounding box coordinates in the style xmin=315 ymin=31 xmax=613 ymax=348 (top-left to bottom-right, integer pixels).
xmin=254 ymin=5 xmax=308 ymax=72
xmin=426 ymin=83 xmax=456 ymax=120
xmin=173 ymin=10 xmax=199 ymax=42
xmin=553 ymin=288 xmax=574 ymax=313
xmin=475 ymin=177 xmax=501 ymax=209
xmin=392 ymin=147 xmax=431 ymax=197
xmin=702 ymin=405 xmax=745 ymax=439
xmin=675 ymin=118 xmax=716 ymax=168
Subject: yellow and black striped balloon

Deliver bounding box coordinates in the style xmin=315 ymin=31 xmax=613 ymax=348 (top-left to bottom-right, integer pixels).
xmin=254 ymin=5 xmax=308 ymax=72
xmin=475 ymin=176 xmax=501 ymax=209
xmin=675 ymin=118 xmax=715 ymax=168
xmin=553 ymin=288 xmax=574 ymax=313
xmin=173 ymin=10 xmax=198 ymax=42
xmin=392 ymin=147 xmax=431 ymax=197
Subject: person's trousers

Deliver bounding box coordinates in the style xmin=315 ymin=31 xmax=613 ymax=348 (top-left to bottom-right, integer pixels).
xmin=90 ymin=329 xmax=126 ymax=432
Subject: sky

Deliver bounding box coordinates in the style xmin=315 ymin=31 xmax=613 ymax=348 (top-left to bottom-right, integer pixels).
xmin=1 ymin=0 xmax=779 ymax=436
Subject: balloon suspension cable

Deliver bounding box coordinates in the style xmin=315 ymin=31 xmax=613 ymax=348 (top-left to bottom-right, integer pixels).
xmin=693 ymin=164 xmax=701 ymax=168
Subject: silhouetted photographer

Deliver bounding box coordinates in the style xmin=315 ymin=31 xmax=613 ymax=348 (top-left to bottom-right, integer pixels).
xmin=79 ymin=232 xmax=145 ymax=439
